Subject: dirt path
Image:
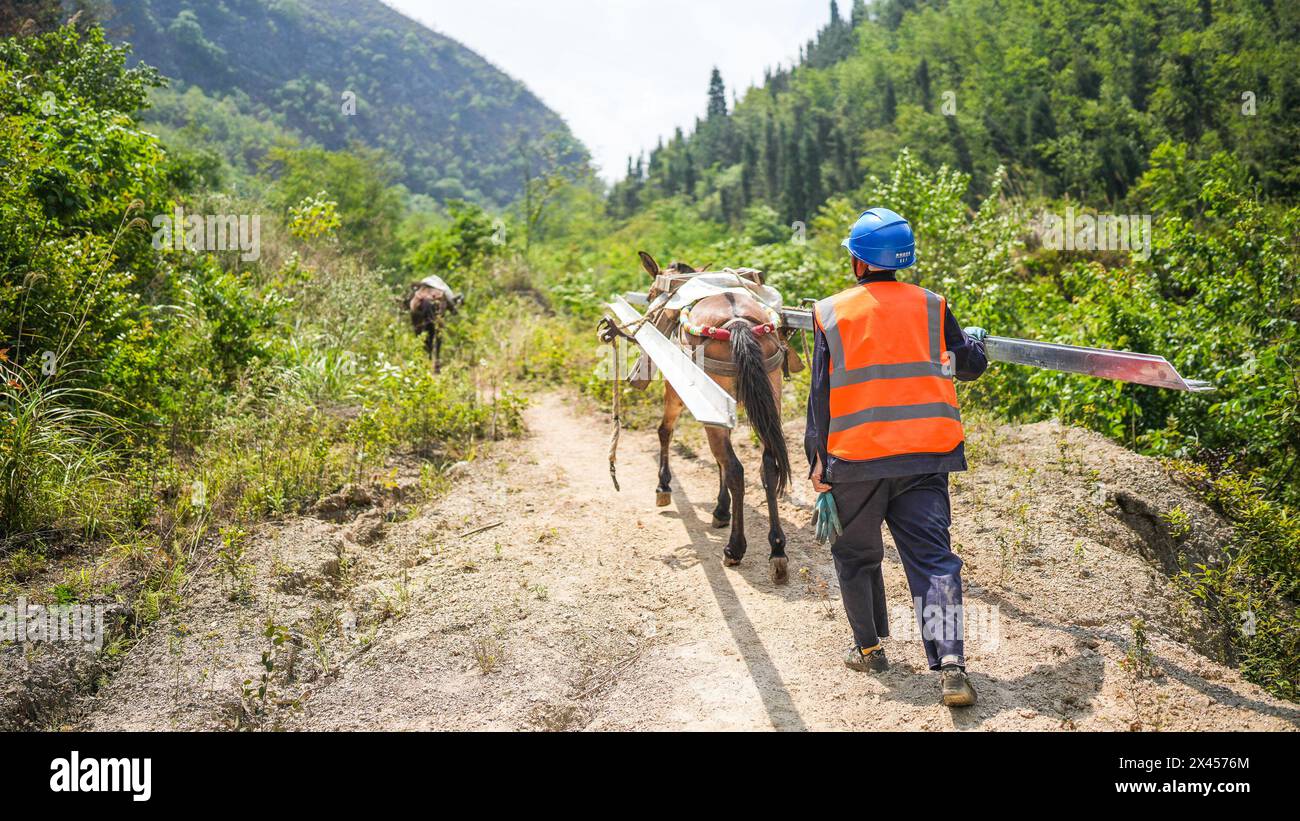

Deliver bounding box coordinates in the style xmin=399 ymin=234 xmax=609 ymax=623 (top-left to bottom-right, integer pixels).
xmin=80 ymin=392 xmax=1299 ymax=731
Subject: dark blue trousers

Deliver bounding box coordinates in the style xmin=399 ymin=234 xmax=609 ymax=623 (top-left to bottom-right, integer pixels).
xmin=829 ymin=473 xmax=966 ymax=670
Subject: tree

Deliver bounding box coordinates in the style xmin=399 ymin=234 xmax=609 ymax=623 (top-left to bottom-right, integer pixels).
xmin=914 ymin=57 xmax=932 ymax=112
xmin=851 ymin=0 xmax=869 ymax=27
xmin=405 ymin=200 xmax=501 ymax=274
xmin=762 ymin=112 xmax=780 ymax=200
xmin=707 ymin=67 xmax=728 ymax=119
xmin=517 ymin=133 xmax=586 ymax=251
xmin=267 ymin=145 xmax=404 ymax=266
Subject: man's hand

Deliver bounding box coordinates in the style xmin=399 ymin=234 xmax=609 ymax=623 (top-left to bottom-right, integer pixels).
xmin=812 ymin=456 xmax=832 ymax=493
xmin=964 ymin=326 xmax=989 ymax=342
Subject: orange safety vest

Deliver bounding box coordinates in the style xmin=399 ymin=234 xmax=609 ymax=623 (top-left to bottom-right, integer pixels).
xmin=814 ymin=281 xmax=963 ymax=462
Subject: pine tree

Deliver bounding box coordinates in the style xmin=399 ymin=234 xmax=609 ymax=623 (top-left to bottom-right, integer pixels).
xmin=741 ymin=136 xmax=757 ymax=205
xmin=882 ymin=77 xmax=897 ymax=124
xmin=683 ymin=147 xmax=696 ymax=198
xmin=707 ymin=68 xmax=727 ymax=119
xmin=915 ymin=58 xmax=932 ymax=112
xmin=833 ymin=125 xmax=852 ymax=184
xmin=763 ymin=112 xmax=780 ymax=200
xmin=1025 ymin=88 xmax=1056 ymax=165
xmin=801 ymin=128 xmax=825 ymax=214
xmin=851 ymin=0 xmax=868 ymax=27
xmin=946 ymin=117 xmax=973 ymax=175
xmin=781 ymin=120 xmax=804 ymax=221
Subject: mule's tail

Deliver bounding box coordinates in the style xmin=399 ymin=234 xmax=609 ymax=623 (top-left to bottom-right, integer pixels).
xmin=730 ymin=321 xmax=790 ymax=494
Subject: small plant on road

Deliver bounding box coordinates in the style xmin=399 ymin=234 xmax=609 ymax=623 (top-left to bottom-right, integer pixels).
xmin=800 ymin=567 xmax=838 ymax=620
xmin=233 ymin=620 xmax=296 ymax=730
xmin=472 ymin=636 xmax=501 ymax=674
xmin=1121 ymin=617 xmax=1158 ymax=680
xmin=217 ymin=526 xmax=254 ymax=602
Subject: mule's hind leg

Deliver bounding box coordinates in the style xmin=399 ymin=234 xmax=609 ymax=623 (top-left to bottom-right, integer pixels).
xmin=763 ymin=371 xmax=788 ymax=583
xmin=762 ymin=448 xmax=789 ymax=583
xmin=432 ymin=326 xmax=443 ymax=373
xmin=706 ymin=427 xmax=746 ymax=566
xmin=712 ymin=464 xmax=730 ymax=528
xmin=656 ymin=384 xmax=684 ymax=506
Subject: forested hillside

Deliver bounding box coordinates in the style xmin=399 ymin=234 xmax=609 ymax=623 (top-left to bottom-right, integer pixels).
xmin=105 ymin=0 xmax=586 ymax=204
xmin=610 ymin=0 xmax=1300 ymax=222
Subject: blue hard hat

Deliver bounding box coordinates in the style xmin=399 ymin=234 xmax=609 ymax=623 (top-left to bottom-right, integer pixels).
xmin=841 ymin=207 xmax=916 ymax=270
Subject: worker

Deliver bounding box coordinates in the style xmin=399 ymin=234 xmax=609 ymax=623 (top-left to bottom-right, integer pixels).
xmin=806 ymin=207 xmax=987 ymax=707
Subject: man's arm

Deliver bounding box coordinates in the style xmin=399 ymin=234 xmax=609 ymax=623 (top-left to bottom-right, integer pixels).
xmin=944 ymin=306 xmax=988 ymax=382
xmin=804 ymin=325 xmax=832 ymax=479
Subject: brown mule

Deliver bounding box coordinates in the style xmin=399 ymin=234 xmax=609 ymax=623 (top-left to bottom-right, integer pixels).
xmin=638 ymin=252 xmax=793 ymax=584
xmin=405 ymin=282 xmax=459 ymax=372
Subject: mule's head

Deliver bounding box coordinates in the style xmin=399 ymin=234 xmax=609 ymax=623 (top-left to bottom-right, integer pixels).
xmin=639 ymin=251 xmax=696 ymax=301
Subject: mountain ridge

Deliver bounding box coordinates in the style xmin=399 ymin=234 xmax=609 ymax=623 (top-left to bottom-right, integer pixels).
xmin=106 ymin=0 xmax=587 ymax=204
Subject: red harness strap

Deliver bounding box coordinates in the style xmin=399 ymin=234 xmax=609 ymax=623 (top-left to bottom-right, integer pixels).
xmin=688 ymin=322 xmax=777 ymax=341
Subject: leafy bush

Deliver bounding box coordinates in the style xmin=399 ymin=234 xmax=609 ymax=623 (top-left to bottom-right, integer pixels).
xmin=267 ymin=145 xmax=404 ymax=267
xmin=1173 ymin=462 xmax=1300 ymax=700
xmin=403 ymin=200 xmax=504 ymax=293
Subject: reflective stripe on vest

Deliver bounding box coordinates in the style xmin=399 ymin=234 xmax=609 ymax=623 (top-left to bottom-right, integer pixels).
xmin=815 ymin=282 xmax=964 ymax=461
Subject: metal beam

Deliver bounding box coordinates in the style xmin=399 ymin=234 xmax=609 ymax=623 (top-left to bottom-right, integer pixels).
xmin=782 ymin=307 xmax=815 ymax=331
xmin=771 ymin=307 xmax=1211 ymax=390
xmin=624 ymin=295 xmax=1213 ymax=392
xmin=983 ymin=336 xmax=1214 ymax=392
xmin=606 ymin=297 xmax=737 ymax=428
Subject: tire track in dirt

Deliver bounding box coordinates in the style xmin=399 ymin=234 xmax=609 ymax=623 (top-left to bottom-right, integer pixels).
xmin=81 ymin=392 xmax=1299 ymax=731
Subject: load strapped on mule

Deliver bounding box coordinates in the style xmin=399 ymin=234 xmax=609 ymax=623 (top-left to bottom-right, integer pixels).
xmin=597 ymin=254 xmax=805 ymax=582
xmin=598 ymin=260 xmax=805 ymax=433
xmin=626 ymin=264 xmax=804 ymax=388
xmin=413 ymin=274 xmax=461 ymax=305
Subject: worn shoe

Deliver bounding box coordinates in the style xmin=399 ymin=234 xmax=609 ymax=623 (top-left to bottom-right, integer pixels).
xmin=844 ymin=645 xmax=889 ymax=673
xmin=940 ymin=665 xmax=977 ymax=707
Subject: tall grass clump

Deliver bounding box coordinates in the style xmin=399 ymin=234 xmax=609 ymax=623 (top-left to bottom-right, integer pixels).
xmin=0 ymin=366 xmax=120 ymax=545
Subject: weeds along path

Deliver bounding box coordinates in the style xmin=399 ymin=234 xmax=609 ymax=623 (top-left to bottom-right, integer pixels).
xmin=81 ymin=392 xmax=1298 ymax=731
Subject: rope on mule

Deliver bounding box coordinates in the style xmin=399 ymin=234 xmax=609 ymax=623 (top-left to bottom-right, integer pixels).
xmin=799 ymin=297 xmax=815 ymax=375
xmin=602 ymin=292 xmax=671 ymax=343
xmin=607 ymin=335 xmax=622 ymax=491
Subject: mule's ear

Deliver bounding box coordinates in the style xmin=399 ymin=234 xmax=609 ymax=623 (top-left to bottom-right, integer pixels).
xmin=638 ymin=251 xmax=660 ymax=278
xmin=675 ymin=262 xmax=697 ymax=274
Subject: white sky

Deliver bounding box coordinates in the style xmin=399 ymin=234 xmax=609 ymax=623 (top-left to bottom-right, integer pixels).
xmin=383 ymin=0 xmax=835 ymax=182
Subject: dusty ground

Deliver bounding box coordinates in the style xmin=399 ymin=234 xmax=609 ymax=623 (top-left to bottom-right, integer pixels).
xmin=76 ymin=392 xmax=1299 ymax=731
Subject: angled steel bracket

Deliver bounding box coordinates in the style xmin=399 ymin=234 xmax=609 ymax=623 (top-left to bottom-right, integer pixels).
xmin=605 ymin=297 xmax=737 ymax=428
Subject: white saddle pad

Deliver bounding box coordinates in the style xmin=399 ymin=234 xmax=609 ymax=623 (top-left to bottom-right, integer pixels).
xmin=418 ymin=274 xmax=458 ymax=299
xmin=662 ymin=271 xmax=784 ymax=312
